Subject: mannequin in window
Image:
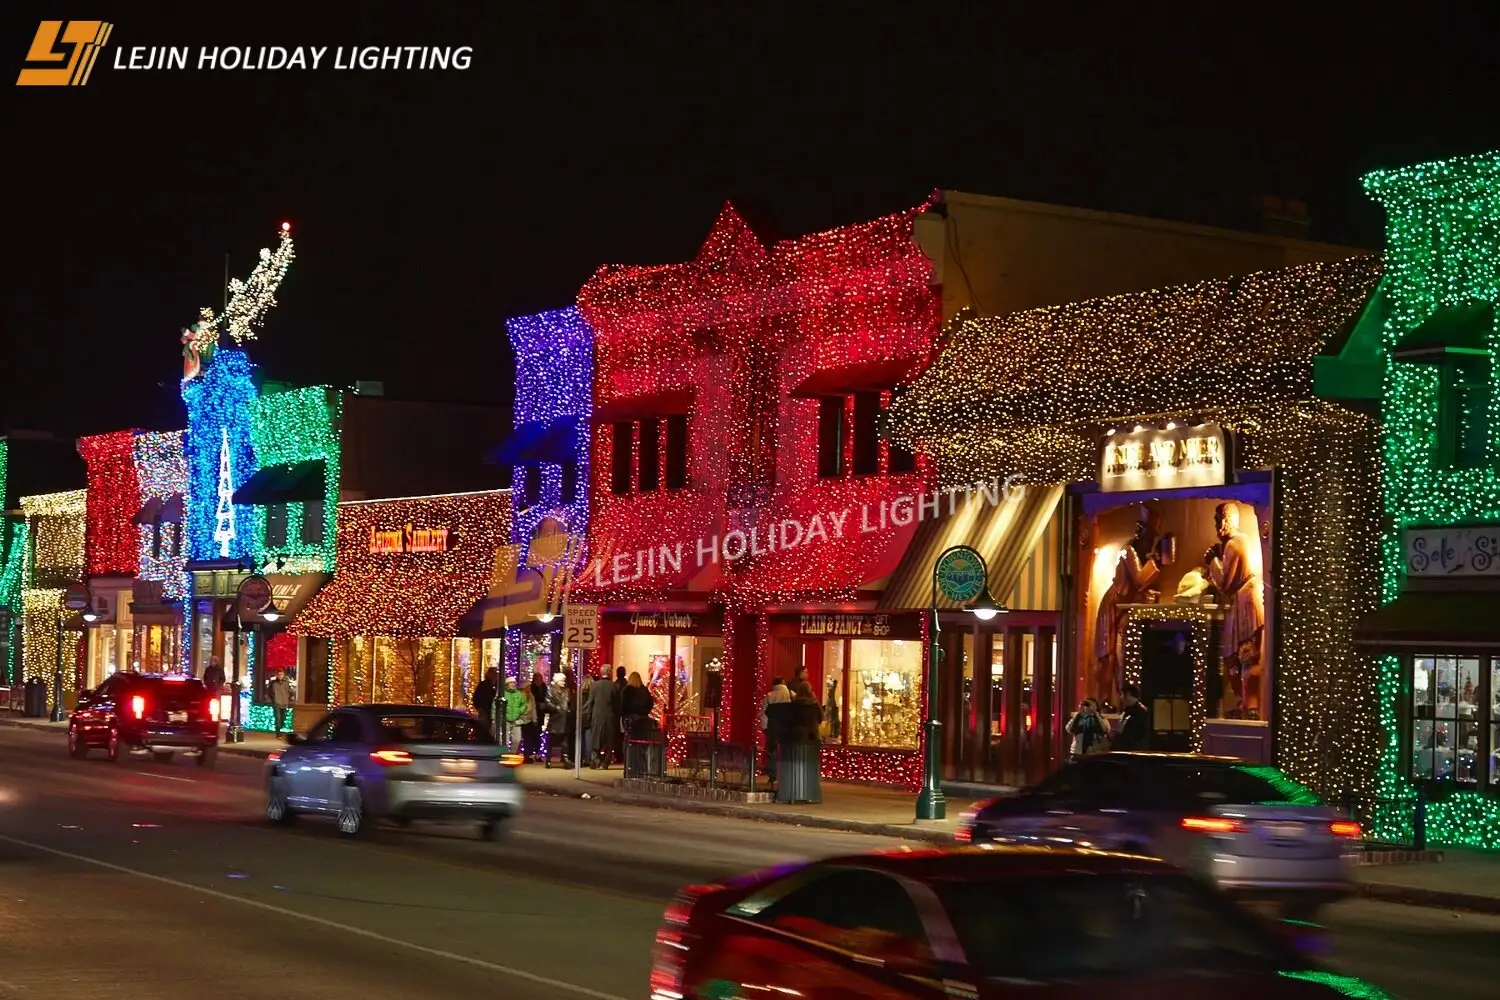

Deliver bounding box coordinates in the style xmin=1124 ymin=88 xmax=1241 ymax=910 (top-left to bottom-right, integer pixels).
xmin=1093 ymin=506 xmax=1164 ymax=699
xmin=1205 ymin=502 xmax=1265 ymax=719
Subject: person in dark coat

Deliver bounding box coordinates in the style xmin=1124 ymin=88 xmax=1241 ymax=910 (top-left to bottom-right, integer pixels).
xmin=586 ymin=666 xmax=619 ymax=769
xmin=611 ymin=666 xmax=628 ymax=764
xmin=786 ymin=681 xmax=823 ymax=742
xmin=1114 ymin=683 xmax=1150 ymax=751
xmin=472 ymin=668 xmax=499 ymax=739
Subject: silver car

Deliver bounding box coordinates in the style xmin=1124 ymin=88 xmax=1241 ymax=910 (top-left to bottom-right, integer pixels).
xmin=955 ymin=752 xmax=1361 ymax=918
xmin=264 ymin=704 xmax=524 ymax=839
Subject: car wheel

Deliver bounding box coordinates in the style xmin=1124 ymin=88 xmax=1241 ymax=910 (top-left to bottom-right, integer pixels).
xmin=152 ymin=751 xmax=174 ymax=763
xmin=336 ymin=783 xmax=367 ymax=838
xmin=107 ymin=726 xmax=125 ymax=763
xmin=196 ymin=747 xmax=217 ymax=769
xmin=479 ymin=818 xmax=506 ymax=841
xmin=266 ymin=776 xmax=296 ymax=825
xmin=67 ymin=724 xmax=88 ymax=759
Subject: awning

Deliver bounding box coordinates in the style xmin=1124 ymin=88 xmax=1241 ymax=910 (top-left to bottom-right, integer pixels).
xmin=231 ymin=461 xmax=326 ymax=506
xmin=134 ymin=497 xmax=164 ymax=525
xmin=290 ymin=571 xmax=489 ymax=639
xmin=1355 ymin=589 xmax=1500 ymax=646
xmin=220 ymin=573 xmax=330 ymax=631
xmin=592 ymin=389 xmax=693 ymax=423
xmin=1392 ymin=301 xmax=1494 ymax=363
xmin=487 ymin=416 xmax=583 ymax=466
xmin=878 ymin=484 xmax=1063 ymax=611
xmin=788 ymin=357 xmax=924 ymax=398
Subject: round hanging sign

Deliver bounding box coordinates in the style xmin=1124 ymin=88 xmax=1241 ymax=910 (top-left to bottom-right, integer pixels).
xmin=239 ymin=575 xmax=272 ymax=614
xmin=935 ymin=548 xmax=986 ymax=604
xmin=63 ymin=583 xmax=91 ymax=611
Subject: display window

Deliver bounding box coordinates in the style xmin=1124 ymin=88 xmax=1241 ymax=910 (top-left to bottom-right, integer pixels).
xmin=847 ymin=639 xmax=921 ymax=749
xmin=1409 ymin=653 xmax=1497 ymax=789
xmin=610 ymin=633 xmax=725 ymax=721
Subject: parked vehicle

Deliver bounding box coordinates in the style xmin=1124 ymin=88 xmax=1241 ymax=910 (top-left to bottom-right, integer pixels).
xmin=650 ymin=845 xmax=1395 ymax=999
xmin=68 ymin=672 xmax=220 ymax=766
xmin=264 ymin=704 xmax=524 ymax=839
xmin=956 ymin=752 xmax=1361 ymax=918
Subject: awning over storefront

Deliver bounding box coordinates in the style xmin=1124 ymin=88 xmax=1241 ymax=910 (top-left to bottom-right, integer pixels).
xmin=220 ymin=572 xmax=330 ymax=631
xmin=787 ymin=357 xmax=923 ymax=398
xmin=487 ymin=416 xmax=582 ymax=466
xmin=1392 ymin=301 xmax=1494 ymax=363
xmin=879 ymin=484 xmax=1062 ymax=611
xmin=231 ymin=461 xmax=326 ymax=506
xmin=291 ymin=571 xmax=487 ymax=639
xmin=1355 ymin=589 xmax=1500 ymax=646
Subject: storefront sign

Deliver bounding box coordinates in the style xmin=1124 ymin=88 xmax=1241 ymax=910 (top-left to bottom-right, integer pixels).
xmin=629 ymin=612 xmax=697 ymax=632
xmin=934 ymin=548 xmax=986 ymax=603
xmin=1100 ymin=423 xmax=1226 ymax=493
xmin=800 ymin=614 xmax=891 ymax=637
xmin=1405 ymin=526 xmax=1500 ymax=578
xmin=369 ymin=524 xmax=451 ymax=555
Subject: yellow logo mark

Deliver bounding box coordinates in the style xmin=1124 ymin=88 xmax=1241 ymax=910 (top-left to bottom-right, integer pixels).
xmin=16 ymin=20 xmax=113 ymax=86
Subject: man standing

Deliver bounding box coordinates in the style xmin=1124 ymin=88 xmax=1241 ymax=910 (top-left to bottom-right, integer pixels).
xmin=268 ymin=670 xmax=292 ymax=738
xmin=1114 ymin=684 xmax=1150 ymax=751
xmin=473 ymin=668 xmax=499 ymax=740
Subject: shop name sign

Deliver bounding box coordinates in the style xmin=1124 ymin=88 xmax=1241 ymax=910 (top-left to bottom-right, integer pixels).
xmin=369 ymin=524 xmax=451 ymax=555
xmin=630 ymin=612 xmax=696 ymax=631
xmin=1101 ymin=423 xmax=1226 ymax=493
xmin=1405 ymin=526 xmax=1500 ymax=578
xmin=801 ymin=614 xmax=891 ymax=637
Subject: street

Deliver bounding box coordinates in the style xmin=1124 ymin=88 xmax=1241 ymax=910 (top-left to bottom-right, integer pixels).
xmin=0 ymin=725 xmax=1496 ymax=1000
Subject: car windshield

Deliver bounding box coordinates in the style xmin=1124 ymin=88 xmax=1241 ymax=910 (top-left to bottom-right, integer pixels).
xmin=1156 ymin=762 xmax=1321 ymax=806
xmin=375 ymin=714 xmax=493 ymax=744
xmin=934 ymin=873 xmax=1294 ymax=981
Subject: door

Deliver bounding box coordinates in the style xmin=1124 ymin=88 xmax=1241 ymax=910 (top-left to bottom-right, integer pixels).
xmin=1139 ymin=624 xmax=1193 ymax=752
xmin=282 ymin=713 xmax=333 ymax=809
xmin=288 ymin=711 xmax=362 ymax=810
xmin=316 ymin=712 xmax=368 ymax=809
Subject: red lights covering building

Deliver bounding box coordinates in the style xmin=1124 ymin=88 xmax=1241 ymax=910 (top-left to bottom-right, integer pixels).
xmin=77 ymin=430 xmax=146 ymax=687
xmin=577 ymin=202 xmax=944 ymax=787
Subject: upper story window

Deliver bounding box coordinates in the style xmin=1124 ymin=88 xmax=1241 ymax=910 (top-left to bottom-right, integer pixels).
xmin=1439 ymin=359 xmax=1492 ymax=470
xmin=301 ymin=501 xmax=325 ymax=546
xmin=608 ymin=417 xmax=689 ymax=496
xmin=816 ymin=391 xmax=917 ymax=479
xmin=521 ymin=466 xmax=543 ymax=507
xmin=265 ymin=503 xmax=289 ymax=548
xmin=610 ymin=422 xmax=634 ymax=495
xmin=560 ymin=462 xmax=579 ymax=504
xmin=817 ymin=397 xmax=845 ymax=479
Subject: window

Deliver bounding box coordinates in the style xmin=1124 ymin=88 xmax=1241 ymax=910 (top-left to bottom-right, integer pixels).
xmin=522 ymin=466 xmax=542 ymax=507
xmin=734 ymin=868 xmax=932 ymax=962
xmin=609 ymin=422 xmax=634 ymax=495
xmin=1439 ymin=361 xmax=1492 ymax=470
xmin=1078 ymin=760 xmax=1140 ymax=807
xmin=1153 ymin=761 xmax=1320 ymax=808
xmin=265 ymin=503 xmax=288 ymax=548
xmin=847 ymin=639 xmax=921 ymax=749
xmin=638 ymin=419 xmax=661 ymax=492
xmin=560 ymin=462 xmax=579 ymax=504
xmin=1034 ymin=763 xmax=1085 ymax=800
xmin=316 ymin=712 xmax=364 ymax=743
xmin=665 ymin=414 xmax=688 ymax=489
xmin=886 ymin=390 xmax=917 ymax=474
xmin=301 ymin=501 xmax=325 ymax=545
xmin=852 ymin=391 xmax=880 ymax=475
xmin=817 ymin=396 xmax=845 ymax=479
xmin=376 ymin=713 xmax=494 ymax=744
xmin=1411 ymin=653 xmax=1488 ymax=786
xmin=151 ymin=518 xmax=164 ymax=559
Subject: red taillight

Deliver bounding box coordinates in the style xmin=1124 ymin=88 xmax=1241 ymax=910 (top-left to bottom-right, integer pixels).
xmin=208 ymin=698 xmax=220 ymax=721
xmin=267 ymin=751 xmax=281 ymax=762
xmin=1182 ymin=816 xmax=1244 ymax=834
xmin=130 ymin=695 xmax=145 ymax=719
xmin=955 ymin=824 xmax=973 ymax=843
xmin=500 ymin=753 xmax=525 ymax=768
xmin=370 ymin=749 xmax=412 ymax=766
xmin=652 ymin=886 xmax=717 ymax=1000
xmin=1330 ymin=820 xmax=1362 ymax=838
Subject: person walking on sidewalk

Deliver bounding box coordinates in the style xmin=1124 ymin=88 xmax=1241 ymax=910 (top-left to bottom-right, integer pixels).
xmin=525 ymin=669 xmax=549 ymax=762
xmin=473 ymin=668 xmax=499 ymax=740
xmin=587 ymin=666 xmax=618 ymax=769
xmin=761 ymin=678 xmax=791 ymax=779
xmin=267 ymin=670 xmax=293 ymax=738
xmin=201 ymin=658 xmax=225 ymax=693
xmin=544 ymin=672 xmax=573 ymax=768
xmin=503 ymin=677 xmax=531 ymax=755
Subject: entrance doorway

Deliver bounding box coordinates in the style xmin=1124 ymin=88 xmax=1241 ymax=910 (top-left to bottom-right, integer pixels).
xmin=944 ymin=618 xmax=1059 ymax=787
xmin=1139 ymin=623 xmax=1194 ymax=752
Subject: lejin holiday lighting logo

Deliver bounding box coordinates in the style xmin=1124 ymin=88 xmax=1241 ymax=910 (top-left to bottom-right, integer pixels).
xmin=16 ymin=20 xmax=112 ymax=86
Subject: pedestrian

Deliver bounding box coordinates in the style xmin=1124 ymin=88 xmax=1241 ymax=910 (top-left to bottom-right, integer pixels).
xmin=761 ymin=677 xmax=791 ymax=778
xmin=1065 ymin=698 xmax=1110 ymax=759
xmin=611 ymin=666 xmax=627 ymax=764
xmin=787 ymin=681 xmax=822 ymax=742
xmin=525 ymin=669 xmax=548 ymax=762
xmin=620 ymin=671 xmax=656 ymax=774
xmin=545 ymin=671 xmax=573 ymax=768
xmin=587 ymin=666 xmax=618 ymax=769
xmin=473 ymin=668 xmax=499 ymax=740
xmin=201 ymin=658 xmax=225 ymax=692
xmin=579 ymin=670 xmax=594 ymax=762
xmin=503 ymin=677 xmax=530 ymax=754
xmin=1114 ymin=684 xmax=1150 ymax=751
xmin=267 ymin=669 xmax=293 ymax=738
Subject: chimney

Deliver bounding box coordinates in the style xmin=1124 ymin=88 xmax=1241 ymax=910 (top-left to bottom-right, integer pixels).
xmin=1255 ymin=195 xmax=1311 ymax=239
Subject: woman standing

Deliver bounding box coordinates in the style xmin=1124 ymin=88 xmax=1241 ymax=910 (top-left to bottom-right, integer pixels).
xmin=545 ymin=672 xmax=573 ymax=768
xmin=1065 ymin=699 xmax=1110 ymax=759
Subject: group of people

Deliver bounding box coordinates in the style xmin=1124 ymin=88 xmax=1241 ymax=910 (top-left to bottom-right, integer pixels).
xmin=759 ymin=669 xmax=824 ymax=781
xmin=471 ymin=663 xmax=656 ymax=769
xmin=193 ymin=658 xmax=295 ymax=738
xmin=1065 ymin=683 xmax=1150 ymax=758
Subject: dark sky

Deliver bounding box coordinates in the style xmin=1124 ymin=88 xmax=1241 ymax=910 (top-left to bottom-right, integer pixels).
xmin=4 ymin=4 xmax=1496 ymax=438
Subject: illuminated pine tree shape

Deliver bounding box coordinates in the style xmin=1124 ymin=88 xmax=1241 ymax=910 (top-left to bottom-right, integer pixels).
xmin=182 ymin=223 xmax=296 ymax=379
xmin=214 ymin=427 xmax=236 ymax=558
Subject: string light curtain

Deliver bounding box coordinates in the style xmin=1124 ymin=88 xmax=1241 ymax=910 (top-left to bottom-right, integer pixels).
xmin=133 ymin=431 xmax=189 ymax=601
xmin=888 ymin=258 xmax=1386 ymax=804
xmin=248 ymin=385 xmax=342 ymax=573
xmin=1364 ymin=151 xmax=1500 ymax=848
xmin=19 ymin=491 xmax=88 ymax=703
xmin=181 ymin=349 xmax=260 ymax=562
xmin=77 ymin=430 xmax=143 ymax=577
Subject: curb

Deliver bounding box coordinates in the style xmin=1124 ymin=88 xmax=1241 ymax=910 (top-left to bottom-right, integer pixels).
xmin=1358 ymin=881 xmax=1500 ymax=915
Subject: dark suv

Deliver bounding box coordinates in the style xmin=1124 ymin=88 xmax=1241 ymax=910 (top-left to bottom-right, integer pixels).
xmin=68 ymin=672 xmax=220 ymax=767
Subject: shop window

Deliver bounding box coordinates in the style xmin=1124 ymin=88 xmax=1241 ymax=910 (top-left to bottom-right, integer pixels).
xmin=1492 ymin=658 xmax=1500 ymax=789
xmin=817 ymin=396 xmax=845 ymax=479
xmin=611 ymin=632 xmax=724 ymax=722
xmin=638 ymin=419 xmax=661 ymax=492
xmin=820 ymin=640 xmax=844 ymax=741
xmin=560 ymin=462 xmax=579 ymax=504
xmin=265 ymin=503 xmax=288 ymax=548
xmin=847 ymin=639 xmax=921 ymax=749
xmin=609 ymin=422 xmax=633 ymax=495
xmin=302 ymin=501 xmax=325 ymax=545
xmin=1410 ymin=654 xmax=1485 ymax=786
xmin=665 ymin=414 xmax=688 ymax=490
xmin=885 ymin=389 xmax=917 ymax=474
xmin=852 ymin=391 xmax=880 ymax=476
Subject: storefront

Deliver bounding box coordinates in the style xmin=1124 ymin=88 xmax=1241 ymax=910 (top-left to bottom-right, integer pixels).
xmin=291 ymin=490 xmax=511 ymax=714
xmin=601 ymin=610 xmax=725 ymax=721
xmin=891 ymin=255 xmax=1387 ymax=801
xmin=19 ymin=489 xmax=88 ymax=713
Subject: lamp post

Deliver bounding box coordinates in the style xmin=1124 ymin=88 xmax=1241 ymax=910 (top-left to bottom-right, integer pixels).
xmin=919 ymin=544 xmax=1004 ymax=822
xmin=55 ymin=583 xmax=92 ymax=722
xmin=230 ymin=573 xmax=279 ymax=743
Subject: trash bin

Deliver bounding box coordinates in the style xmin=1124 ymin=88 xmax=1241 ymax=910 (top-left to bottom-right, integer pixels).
xmin=624 ymin=720 xmax=664 ymax=779
xmin=23 ymin=678 xmax=47 ymax=718
xmin=775 ymin=740 xmax=822 ymax=804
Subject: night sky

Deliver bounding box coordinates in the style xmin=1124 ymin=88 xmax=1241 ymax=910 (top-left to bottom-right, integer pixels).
xmin=4 ymin=5 xmax=1496 ymax=438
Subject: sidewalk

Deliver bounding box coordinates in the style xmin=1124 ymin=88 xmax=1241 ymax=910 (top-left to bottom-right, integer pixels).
xmin=7 ymin=711 xmax=1500 ymax=912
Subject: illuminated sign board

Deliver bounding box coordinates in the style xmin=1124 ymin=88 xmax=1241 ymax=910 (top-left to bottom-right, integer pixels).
xmin=1100 ymin=423 xmax=1226 ymax=493
xmin=369 ymin=524 xmax=451 ymax=555
xmin=1405 ymin=526 xmax=1500 ymax=578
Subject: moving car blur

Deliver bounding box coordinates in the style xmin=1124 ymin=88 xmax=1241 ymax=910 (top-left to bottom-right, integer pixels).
xmin=650 ymin=845 xmax=1396 ymax=999
xmin=956 ymin=752 xmax=1360 ymax=917
xmin=264 ymin=703 xmax=523 ymax=839
xmin=67 ymin=672 xmax=220 ymax=766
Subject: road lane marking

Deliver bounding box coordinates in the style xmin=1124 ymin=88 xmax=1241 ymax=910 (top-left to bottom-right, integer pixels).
xmin=133 ymin=772 xmax=195 ymax=783
xmin=0 ymin=833 xmax=630 ymax=1000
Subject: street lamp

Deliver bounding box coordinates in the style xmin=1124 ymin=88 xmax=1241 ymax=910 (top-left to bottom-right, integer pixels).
xmin=919 ymin=544 xmax=1008 ymax=821
xmin=229 ymin=573 xmax=274 ymax=743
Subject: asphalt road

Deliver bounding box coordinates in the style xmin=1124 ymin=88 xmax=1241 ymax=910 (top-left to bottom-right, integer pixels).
xmin=0 ymin=724 xmax=1496 ymax=1000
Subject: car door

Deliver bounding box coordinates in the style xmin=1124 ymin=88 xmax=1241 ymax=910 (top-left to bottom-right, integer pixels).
xmin=985 ymin=765 xmax=1087 ymax=843
xmin=704 ymin=867 xmax=950 ymax=999
xmin=282 ymin=713 xmax=336 ymax=809
xmin=1065 ymin=759 xmax=1154 ymax=850
xmin=316 ymin=712 xmax=369 ymax=808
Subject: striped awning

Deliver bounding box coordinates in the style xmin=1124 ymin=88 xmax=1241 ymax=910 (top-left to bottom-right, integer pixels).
xmin=878 ymin=484 xmax=1062 ymax=611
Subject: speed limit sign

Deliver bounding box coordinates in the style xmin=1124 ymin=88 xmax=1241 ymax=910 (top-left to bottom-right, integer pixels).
xmin=563 ymin=604 xmax=599 ymax=649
